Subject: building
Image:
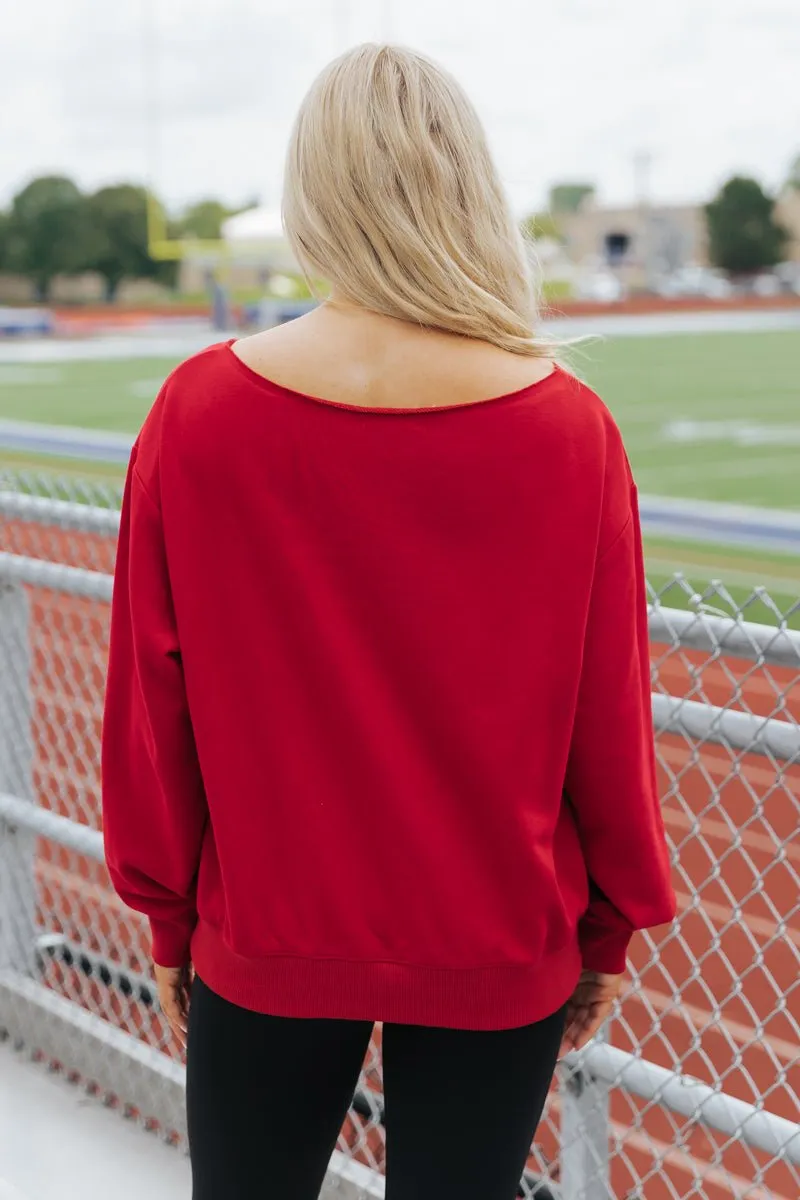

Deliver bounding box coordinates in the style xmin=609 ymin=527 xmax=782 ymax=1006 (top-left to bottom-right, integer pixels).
xmin=776 ymin=186 xmax=800 ymax=264
xmin=556 ymin=186 xmax=800 ymax=291
xmin=557 ymin=198 xmax=709 ymax=290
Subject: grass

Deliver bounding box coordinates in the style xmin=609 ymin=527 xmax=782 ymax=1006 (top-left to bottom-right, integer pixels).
xmin=0 ymin=358 xmax=177 ymax=431
xmin=1 ymin=329 xmax=798 ymax=616
xmin=643 ymin=535 xmax=800 ymax=629
xmin=2 ymin=330 xmax=799 ymax=508
xmin=0 ymin=449 xmax=124 ymax=511
xmin=570 ymin=330 xmax=800 ymax=510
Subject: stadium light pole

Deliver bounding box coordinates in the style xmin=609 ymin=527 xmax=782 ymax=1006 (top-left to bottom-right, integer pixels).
xmin=334 ymin=0 xmax=350 ymax=48
xmin=142 ymin=0 xmax=159 ymax=188
xmin=141 ymin=0 xmax=164 ymax=256
xmin=634 ymin=149 xmax=655 ymax=293
xmin=139 ymin=0 xmax=228 ymax=267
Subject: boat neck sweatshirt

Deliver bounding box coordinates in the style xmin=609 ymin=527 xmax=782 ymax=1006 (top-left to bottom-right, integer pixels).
xmin=101 ymin=341 xmax=676 ymax=1030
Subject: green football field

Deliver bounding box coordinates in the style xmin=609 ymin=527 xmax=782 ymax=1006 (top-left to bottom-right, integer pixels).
xmin=1 ymin=328 xmax=798 ymax=619
xmin=1 ymin=329 xmax=798 ymax=508
xmin=579 ymin=330 xmax=799 ymax=510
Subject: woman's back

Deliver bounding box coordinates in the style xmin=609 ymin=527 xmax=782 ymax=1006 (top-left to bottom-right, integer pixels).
xmin=102 ymin=310 xmax=673 ymax=1028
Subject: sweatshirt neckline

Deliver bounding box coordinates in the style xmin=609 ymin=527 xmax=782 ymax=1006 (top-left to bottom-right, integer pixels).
xmin=224 ymin=339 xmax=561 ymax=415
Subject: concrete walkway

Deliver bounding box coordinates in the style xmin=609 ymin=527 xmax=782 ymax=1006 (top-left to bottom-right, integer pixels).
xmin=0 ymin=1041 xmax=190 ymax=1200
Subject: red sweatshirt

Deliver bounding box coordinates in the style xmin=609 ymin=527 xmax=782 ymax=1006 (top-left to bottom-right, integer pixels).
xmin=102 ymin=341 xmax=675 ymax=1030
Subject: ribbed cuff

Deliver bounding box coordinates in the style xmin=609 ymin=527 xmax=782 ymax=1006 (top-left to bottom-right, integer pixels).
xmin=150 ymin=916 xmax=195 ymax=968
xmin=578 ymin=924 xmax=632 ymax=975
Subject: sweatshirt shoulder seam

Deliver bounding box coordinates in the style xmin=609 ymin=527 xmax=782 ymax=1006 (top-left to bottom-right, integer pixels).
xmin=131 ymin=463 xmax=161 ymax=513
xmin=597 ymin=510 xmax=633 ymax=566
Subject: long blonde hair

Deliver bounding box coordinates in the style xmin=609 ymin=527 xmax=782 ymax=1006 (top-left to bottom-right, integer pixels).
xmin=282 ymin=44 xmax=549 ymax=357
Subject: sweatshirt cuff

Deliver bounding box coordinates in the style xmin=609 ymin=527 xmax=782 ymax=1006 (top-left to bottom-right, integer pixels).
xmin=150 ymin=916 xmax=195 ymax=969
xmin=578 ymin=924 xmax=632 ymax=975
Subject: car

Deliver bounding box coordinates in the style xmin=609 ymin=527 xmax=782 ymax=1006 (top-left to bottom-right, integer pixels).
xmin=751 ymin=272 xmax=782 ymax=297
xmin=575 ymin=271 xmax=625 ymax=302
xmin=655 ymin=266 xmax=732 ymax=299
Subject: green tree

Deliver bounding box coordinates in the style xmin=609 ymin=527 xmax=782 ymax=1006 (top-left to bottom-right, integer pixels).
xmin=0 ymin=209 xmax=11 ymax=271
xmin=706 ymin=176 xmax=788 ymax=274
xmin=177 ymin=198 xmax=234 ymax=241
xmin=522 ymin=212 xmax=561 ymax=241
xmin=86 ymin=184 xmax=167 ymax=301
xmin=548 ymin=183 xmax=594 ymax=214
xmin=786 ymin=153 xmax=800 ymax=191
xmin=8 ymin=176 xmax=94 ymax=300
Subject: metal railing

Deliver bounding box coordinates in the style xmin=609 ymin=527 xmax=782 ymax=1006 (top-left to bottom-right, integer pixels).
xmin=1 ymin=479 xmax=798 ymax=1199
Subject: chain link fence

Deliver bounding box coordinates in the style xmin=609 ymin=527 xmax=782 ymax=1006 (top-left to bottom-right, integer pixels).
xmin=1 ymin=467 xmax=798 ymax=1200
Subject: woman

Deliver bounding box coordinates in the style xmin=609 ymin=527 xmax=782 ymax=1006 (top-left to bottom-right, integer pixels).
xmin=102 ymin=44 xmax=675 ymax=1200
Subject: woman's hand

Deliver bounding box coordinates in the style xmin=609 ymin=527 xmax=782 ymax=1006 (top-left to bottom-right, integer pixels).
xmin=561 ymin=969 xmax=623 ymax=1054
xmin=154 ymin=963 xmax=194 ymax=1048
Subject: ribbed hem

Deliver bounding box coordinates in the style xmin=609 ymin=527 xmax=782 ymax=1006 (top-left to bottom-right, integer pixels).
xmin=191 ymin=919 xmax=582 ymax=1030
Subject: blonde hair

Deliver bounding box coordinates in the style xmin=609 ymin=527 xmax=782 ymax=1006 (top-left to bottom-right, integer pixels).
xmin=283 ymin=44 xmax=550 ymax=357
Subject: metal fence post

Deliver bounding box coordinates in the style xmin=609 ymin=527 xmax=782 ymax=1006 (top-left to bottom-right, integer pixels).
xmin=559 ymin=1031 xmax=612 ymax=1200
xmin=0 ymin=581 xmax=35 ymax=977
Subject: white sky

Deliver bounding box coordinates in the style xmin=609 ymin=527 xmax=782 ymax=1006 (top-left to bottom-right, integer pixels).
xmin=2 ymin=0 xmax=798 ymax=215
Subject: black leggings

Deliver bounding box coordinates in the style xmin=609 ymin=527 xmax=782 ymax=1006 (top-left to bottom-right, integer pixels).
xmin=186 ymin=975 xmax=564 ymax=1200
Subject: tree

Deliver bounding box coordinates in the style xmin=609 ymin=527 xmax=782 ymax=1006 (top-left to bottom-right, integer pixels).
xmin=706 ymin=176 xmax=788 ymax=274
xmin=177 ymin=199 xmax=234 ymax=241
xmin=522 ymin=212 xmax=561 ymax=241
xmin=0 ymin=209 xmax=11 ymax=271
xmin=86 ymin=184 xmax=169 ymax=301
xmin=7 ymin=176 xmax=94 ymax=300
xmin=549 ymin=183 xmax=594 ymax=214
xmin=786 ymin=154 xmax=800 ymax=192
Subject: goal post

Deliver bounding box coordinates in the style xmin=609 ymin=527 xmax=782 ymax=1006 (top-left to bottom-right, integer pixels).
xmin=146 ymin=191 xmax=229 ymax=264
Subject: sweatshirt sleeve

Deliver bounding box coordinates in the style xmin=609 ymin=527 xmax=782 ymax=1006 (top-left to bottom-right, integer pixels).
xmin=102 ymin=449 xmax=208 ymax=968
xmin=565 ymin=485 xmax=676 ymax=974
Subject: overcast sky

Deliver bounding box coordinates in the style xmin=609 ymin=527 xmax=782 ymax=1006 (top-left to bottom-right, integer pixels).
xmin=2 ymin=0 xmax=798 ymax=215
